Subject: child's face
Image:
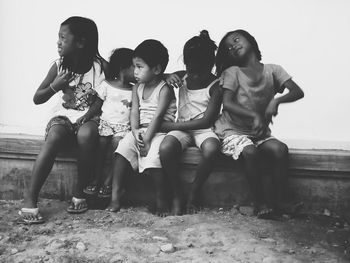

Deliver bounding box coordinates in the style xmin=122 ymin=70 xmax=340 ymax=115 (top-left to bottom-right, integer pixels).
xmin=57 ymin=25 xmax=79 ymax=57
xmin=125 ymin=65 xmax=136 ymax=83
xmin=133 ymin=57 xmax=157 ymax=83
xmin=224 ymin=33 xmax=252 ymax=60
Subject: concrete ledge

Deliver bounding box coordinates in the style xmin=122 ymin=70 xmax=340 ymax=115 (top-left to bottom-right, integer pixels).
xmin=1 ymin=134 xmax=350 ymax=214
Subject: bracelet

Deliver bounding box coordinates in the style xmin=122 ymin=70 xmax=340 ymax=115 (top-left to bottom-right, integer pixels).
xmin=50 ymin=83 xmax=58 ymax=93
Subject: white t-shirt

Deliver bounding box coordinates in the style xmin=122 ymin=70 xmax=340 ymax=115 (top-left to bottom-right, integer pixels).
xmin=96 ymin=80 xmax=132 ymax=125
xmin=50 ymin=59 xmax=105 ymax=123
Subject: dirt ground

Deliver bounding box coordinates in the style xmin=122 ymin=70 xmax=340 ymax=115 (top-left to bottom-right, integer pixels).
xmin=0 ymin=199 xmax=350 ymax=263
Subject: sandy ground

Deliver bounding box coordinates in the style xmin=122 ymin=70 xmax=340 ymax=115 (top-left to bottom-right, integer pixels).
xmin=0 ymin=199 xmax=350 ymax=263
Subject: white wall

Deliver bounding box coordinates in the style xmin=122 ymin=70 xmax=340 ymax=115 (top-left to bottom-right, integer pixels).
xmin=0 ymin=0 xmax=349 ymax=149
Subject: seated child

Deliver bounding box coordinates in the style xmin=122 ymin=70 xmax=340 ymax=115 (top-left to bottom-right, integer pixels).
xmin=160 ymin=30 xmax=222 ymax=215
xmin=83 ymin=48 xmax=135 ymax=198
xmin=106 ymin=39 xmax=177 ymax=217
xmin=214 ymin=29 xmax=304 ymax=218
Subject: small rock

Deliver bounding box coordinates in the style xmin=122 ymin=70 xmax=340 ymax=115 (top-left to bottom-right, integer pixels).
xmin=55 ymin=220 xmax=62 ymax=226
xmin=262 ymin=256 xmax=282 ymax=263
xmin=76 ymin=242 xmax=87 ymax=251
xmin=187 ymin=243 xmax=194 ymax=248
xmin=153 ymin=236 xmax=168 ymax=242
xmin=323 ymin=209 xmax=331 ymax=216
xmin=160 ymin=243 xmax=175 ymax=253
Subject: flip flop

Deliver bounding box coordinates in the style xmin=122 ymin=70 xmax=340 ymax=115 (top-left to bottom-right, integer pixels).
xmin=83 ymin=185 xmax=98 ymax=195
xmin=67 ymin=197 xmax=88 ymax=214
xmin=18 ymin=208 xmax=45 ymax=224
xmin=97 ymin=185 xmax=112 ymax=198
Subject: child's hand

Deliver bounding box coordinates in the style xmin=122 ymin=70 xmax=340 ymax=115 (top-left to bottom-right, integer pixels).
xmin=265 ymin=99 xmax=279 ymax=124
xmin=166 ymin=73 xmax=183 ymax=89
xmin=132 ymin=129 xmax=144 ymax=149
xmin=140 ymin=139 xmax=150 ymax=157
xmin=51 ymin=69 xmax=76 ymax=91
xmin=76 ymin=114 xmax=90 ymax=125
xmin=252 ymin=113 xmax=265 ymax=138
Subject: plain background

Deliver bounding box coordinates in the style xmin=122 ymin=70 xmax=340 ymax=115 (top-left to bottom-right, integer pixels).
xmin=0 ymin=0 xmax=349 ymax=149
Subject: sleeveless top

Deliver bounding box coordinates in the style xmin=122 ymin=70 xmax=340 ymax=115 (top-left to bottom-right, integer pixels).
xmin=137 ymin=80 xmax=177 ymax=126
xmin=177 ymin=76 xmax=219 ymax=122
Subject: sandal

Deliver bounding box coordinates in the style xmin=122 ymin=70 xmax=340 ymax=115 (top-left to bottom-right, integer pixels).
xmin=98 ymin=185 xmax=112 ymax=198
xmin=83 ymin=185 xmax=98 ymax=195
xmin=67 ymin=197 xmax=88 ymax=214
xmin=18 ymin=208 xmax=45 ymax=224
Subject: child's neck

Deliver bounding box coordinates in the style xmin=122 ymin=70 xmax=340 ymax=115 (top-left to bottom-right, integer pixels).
xmin=108 ymin=75 xmax=132 ymax=90
xmin=186 ymin=72 xmax=214 ymax=90
xmin=239 ymin=54 xmax=262 ymax=69
xmin=65 ymin=54 xmax=91 ymax=74
xmin=143 ymin=76 xmax=162 ymax=89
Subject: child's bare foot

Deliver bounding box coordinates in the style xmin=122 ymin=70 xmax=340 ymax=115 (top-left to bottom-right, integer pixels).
xmin=186 ymin=192 xmax=201 ymax=214
xmin=171 ymin=197 xmax=183 ymax=216
xmin=155 ymin=196 xmax=169 ymax=217
xmin=254 ymin=204 xmax=274 ymax=219
xmin=106 ymin=200 xmax=122 ymax=213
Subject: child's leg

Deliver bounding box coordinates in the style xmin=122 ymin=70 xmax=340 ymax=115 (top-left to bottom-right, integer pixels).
xmin=24 ymin=125 xmax=70 ymax=209
xmin=74 ymin=121 xmax=99 ymax=202
xmin=258 ymin=139 xmax=294 ymax=212
xmin=187 ymin=137 xmax=220 ymax=214
xmin=94 ymin=135 xmax=112 ymax=185
xmin=101 ymin=136 xmax=122 ymax=187
xmin=241 ymin=145 xmax=265 ymax=210
xmin=159 ymin=135 xmax=183 ymax=215
xmin=106 ymin=153 xmax=133 ymax=212
xmin=145 ymin=168 xmax=169 ymax=217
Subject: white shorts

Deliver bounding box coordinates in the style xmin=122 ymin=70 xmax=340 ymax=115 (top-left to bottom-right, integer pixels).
xmin=115 ymin=130 xmax=166 ymax=173
xmin=167 ymin=128 xmax=219 ymax=149
xmin=221 ymin=134 xmax=275 ymax=160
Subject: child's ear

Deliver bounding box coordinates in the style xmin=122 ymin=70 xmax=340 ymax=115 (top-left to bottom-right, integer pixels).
xmin=153 ymin=64 xmax=162 ymax=75
xmin=76 ymin=37 xmax=86 ymax=49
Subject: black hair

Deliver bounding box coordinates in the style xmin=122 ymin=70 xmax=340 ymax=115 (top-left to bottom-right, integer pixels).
xmin=60 ymin=16 xmax=103 ymax=73
xmin=215 ymin=29 xmax=262 ymax=75
xmin=183 ymin=30 xmax=217 ymax=73
xmin=109 ymin=48 xmax=134 ymax=79
xmin=134 ymin=39 xmax=169 ymax=73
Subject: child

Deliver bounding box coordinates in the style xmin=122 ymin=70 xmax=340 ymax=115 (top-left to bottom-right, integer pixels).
xmin=214 ymin=29 xmax=304 ymax=218
xmin=106 ymin=39 xmax=176 ymax=216
xmin=19 ymin=16 xmax=107 ymax=223
xmin=83 ymin=48 xmax=135 ymax=198
xmin=160 ymin=30 xmax=222 ymax=215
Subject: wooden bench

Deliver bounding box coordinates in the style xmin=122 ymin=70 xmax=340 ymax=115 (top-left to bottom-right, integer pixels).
xmin=1 ymin=133 xmax=350 ymax=215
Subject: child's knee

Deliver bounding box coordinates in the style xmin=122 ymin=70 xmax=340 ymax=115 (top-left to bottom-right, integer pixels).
xmin=201 ymin=139 xmax=220 ymax=159
xmin=242 ymin=145 xmax=259 ymax=160
xmin=159 ymin=136 xmax=181 ymax=157
xmin=270 ymin=142 xmax=289 ymax=160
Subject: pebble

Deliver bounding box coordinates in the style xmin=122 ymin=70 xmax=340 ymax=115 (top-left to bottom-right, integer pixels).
xmin=160 ymin=243 xmax=175 ymax=253
xmin=323 ymin=208 xmax=331 ymax=216
xmin=76 ymin=241 xmax=87 ymax=251
xmin=153 ymin=236 xmax=168 ymax=242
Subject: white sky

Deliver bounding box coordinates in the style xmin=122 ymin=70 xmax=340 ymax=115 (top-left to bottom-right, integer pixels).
xmin=0 ymin=0 xmax=349 ymax=149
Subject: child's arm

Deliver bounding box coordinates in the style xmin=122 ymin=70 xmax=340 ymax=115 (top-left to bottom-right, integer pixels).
xmin=165 ymin=70 xmax=186 ymax=88
xmin=76 ymin=97 xmax=103 ymax=125
xmin=222 ymin=89 xmax=265 ymax=137
xmin=33 ymin=64 xmax=75 ymax=105
xmin=265 ymin=79 xmax=304 ymax=124
xmin=161 ymin=84 xmax=223 ymax=132
xmin=142 ymin=85 xmax=174 ymax=155
xmin=130 ymin=84 xmax=143 ymax=146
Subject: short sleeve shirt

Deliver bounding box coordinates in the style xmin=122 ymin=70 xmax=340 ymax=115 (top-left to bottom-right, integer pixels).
xmin=96 ymin=80 xmax=132 ymax=125
xmin=214 ymin=64 xmax=291 ymax=139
